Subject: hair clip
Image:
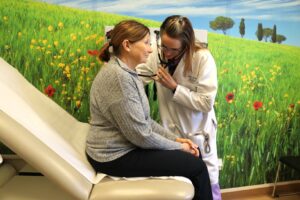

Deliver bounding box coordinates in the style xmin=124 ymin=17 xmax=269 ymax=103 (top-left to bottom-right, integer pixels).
xmin=106 ymin=29 xmax=112 ymax=39
xmin=178 ymin=16 xmax=184 ymax=23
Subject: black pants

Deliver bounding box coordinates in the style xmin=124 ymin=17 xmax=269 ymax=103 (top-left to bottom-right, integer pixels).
xmin=87 ymin=149 xmax=212 ymax=200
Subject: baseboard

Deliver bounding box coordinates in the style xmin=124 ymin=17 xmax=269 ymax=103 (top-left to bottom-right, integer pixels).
xmin=221 ymin=180 xmax=300 ymax=199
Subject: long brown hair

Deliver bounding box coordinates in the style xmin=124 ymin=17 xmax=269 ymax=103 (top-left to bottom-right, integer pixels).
xmin=160 ymin=15 xmax=204 ymax=75
xmin=99 ymin=20 xmax=150 ymax=62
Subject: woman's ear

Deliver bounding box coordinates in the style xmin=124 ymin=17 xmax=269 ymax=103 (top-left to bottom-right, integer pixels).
xmin=122 ymin=39 xmax=131 ymax=52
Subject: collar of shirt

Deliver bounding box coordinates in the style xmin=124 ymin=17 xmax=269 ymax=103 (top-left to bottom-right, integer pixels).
xmin=114 ymin=57 xmax=139 ymax=77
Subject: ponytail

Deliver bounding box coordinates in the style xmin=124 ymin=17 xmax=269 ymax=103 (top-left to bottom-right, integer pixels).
xmin=98 ymin=42 xmax=111 ymax=62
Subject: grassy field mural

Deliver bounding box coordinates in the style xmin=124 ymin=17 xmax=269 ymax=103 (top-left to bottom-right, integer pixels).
xmin=1 ymin=0 xmax=299 ymax=188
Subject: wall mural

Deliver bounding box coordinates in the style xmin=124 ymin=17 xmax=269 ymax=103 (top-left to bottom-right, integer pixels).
xmin=0 ymin=0 xmax=299 ymax=188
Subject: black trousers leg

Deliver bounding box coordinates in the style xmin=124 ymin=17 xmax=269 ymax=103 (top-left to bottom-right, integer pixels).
xmin=87 ymin=149 xmax=212 ymax=200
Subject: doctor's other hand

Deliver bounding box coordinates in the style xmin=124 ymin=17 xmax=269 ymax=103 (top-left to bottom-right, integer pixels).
xmin=157 ymin=67 xmax=177 ymax=91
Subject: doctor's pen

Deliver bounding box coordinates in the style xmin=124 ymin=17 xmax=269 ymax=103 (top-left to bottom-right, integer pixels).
xmin=169 ymin=124 xmax=211 ymax=154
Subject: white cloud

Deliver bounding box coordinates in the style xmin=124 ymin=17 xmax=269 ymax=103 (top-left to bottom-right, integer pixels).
xmin=234 ymin=14 xmax=274 ymax=20
xmin=236 ymin=0 xmax=300 ymax=10
xmin=41 ymin=0 xmax=300 ymax=21
xmin=133 ymin=6 xmax=228 ymax=16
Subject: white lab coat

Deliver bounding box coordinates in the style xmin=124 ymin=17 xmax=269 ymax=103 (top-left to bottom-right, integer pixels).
xmin=137 ymin=43 xmax=219 ymax=185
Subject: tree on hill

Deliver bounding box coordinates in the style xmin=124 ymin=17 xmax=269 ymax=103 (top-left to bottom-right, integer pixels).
xmin=209 ymin=16 xmax=234 ymax=35
xmin=239 ymin=18 xmax=245 ymax=38
xmin=256 ymin=23 xmax=263 ymax=41
xmin=263 ymin=28 xmax=273 ymax=42
xmin=276 ymin=34 xmax=287 ymax=44
xmin=271 ymin=25 xmax=277 ymax=43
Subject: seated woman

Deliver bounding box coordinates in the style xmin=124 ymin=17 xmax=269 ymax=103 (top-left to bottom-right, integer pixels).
xmin=85 ymin=19 xmax=212 ymax=200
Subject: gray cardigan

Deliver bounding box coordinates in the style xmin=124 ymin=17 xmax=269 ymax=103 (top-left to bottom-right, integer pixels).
xmin=86 ymin=57 xmax=182 ymax=162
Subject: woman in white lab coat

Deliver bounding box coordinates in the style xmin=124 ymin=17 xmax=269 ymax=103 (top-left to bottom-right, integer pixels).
xmin=137 ymin=15 xmax=221 ymax=200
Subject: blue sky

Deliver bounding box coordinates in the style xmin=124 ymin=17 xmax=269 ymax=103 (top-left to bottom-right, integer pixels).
xmin=40 ymin=0 xmax=300 ymax=47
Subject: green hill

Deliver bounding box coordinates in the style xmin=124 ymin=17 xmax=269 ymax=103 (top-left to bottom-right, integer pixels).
xmin=1 ymin=0 xmax=299 ymax=188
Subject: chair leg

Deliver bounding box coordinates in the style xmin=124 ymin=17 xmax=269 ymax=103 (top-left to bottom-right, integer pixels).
xmin=272 ymin=162 xmax=281 ymax=197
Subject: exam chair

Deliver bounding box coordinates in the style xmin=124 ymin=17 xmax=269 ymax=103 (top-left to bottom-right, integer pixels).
xmin=0 ymin=57 xmax=194 ymax=200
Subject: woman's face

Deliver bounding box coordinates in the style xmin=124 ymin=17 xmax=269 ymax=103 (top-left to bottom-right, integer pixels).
xmin=160 ymin=33 xmax=182 ymax=60
xmin=130 ymin=33 xmax=153 ymax=66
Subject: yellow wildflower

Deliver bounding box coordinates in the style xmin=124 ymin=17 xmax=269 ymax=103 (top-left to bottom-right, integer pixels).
xmin=58 ymin=63 xmax=65 ymax=68
xmin=76 ymin=100 xmax=81 ymax=108
xmin=48 ymin=25 xmax=53 ymax=32
xmin=58 ymin=22 xmax=64 ymax=28
xmin=96 ymin=36 xmax=104 ymax=44
xmin=64 ymin=65 xmax=70 ymax=74
xmin=90 ymin=34 xmax=97 ymax=39
xmin=71 ymin=35 xmax=77 ymax=41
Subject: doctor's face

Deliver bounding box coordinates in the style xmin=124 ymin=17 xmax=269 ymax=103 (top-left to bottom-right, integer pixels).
xmin=160 ymin=33 xmax=183 ymax=60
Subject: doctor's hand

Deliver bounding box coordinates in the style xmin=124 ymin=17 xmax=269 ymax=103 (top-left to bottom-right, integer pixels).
xmin=156 ymin=67 xmax=177 ymax=91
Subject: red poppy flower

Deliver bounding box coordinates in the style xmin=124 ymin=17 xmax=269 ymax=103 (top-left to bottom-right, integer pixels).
xmin=225 ymin=92 xmax=234 ymax=103
xmin=253 ymin=101 xmax=263 ymax=111
xmin=87 ymin=49 xmax=100 ymax=56
xmin=44 ymin=84 xmax=56 ymax=97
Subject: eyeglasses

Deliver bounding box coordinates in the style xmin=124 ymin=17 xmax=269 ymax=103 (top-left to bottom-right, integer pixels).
xmin=157 ymin=44 xmax=181 ymax=54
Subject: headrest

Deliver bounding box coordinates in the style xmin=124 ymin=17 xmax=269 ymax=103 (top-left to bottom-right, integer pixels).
xmin=0 ymin=58 xmax=97 ymax=183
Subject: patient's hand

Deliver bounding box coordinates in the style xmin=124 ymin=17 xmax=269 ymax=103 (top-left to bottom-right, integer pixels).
xmin=176 ymin=138 xmax=198 ymax=149
xmin=181 ymin=142 xmax=200 ymax=157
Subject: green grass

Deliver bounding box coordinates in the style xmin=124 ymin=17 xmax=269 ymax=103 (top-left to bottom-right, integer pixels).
xmin=208 ymin=34 xmax=300 ymax=187
xmin=1 ymin=0 xmax=299 ymax=188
